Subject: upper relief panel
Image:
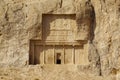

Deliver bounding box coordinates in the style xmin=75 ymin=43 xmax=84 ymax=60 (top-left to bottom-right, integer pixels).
xmin=42 ymin=14 xmax=77 ymax=42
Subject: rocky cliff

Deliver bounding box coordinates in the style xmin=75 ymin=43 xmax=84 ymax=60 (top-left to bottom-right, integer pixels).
xmin=0 ymin=0 xmax=120 ymax=78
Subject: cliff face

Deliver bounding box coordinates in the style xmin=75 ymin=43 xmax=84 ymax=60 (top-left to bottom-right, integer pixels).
xmin=0 ymin=0 xmax=120 ymax=77
xmin=91 ymin=0 xmax=120 ymax=76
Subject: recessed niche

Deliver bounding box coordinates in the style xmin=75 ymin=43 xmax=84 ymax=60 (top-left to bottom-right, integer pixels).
xmin=42 ymin=14 xmax=77 ymax=42
xmin=29 ymin=14 xmax=89 ymax=65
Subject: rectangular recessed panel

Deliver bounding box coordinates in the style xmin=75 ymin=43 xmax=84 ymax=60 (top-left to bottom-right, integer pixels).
xmin=45 ymin=46 xmax=54 ymax=64
xmin=34 ymin=45 xmax=44 ymax=64
xmin=33 ymin=45 xmax=84 ymax=64
xmin=65 ymin=46 xmax=73 ymax=64
xmin=30 ymin=40 xmax=85 ymax=65
xmin=42 ymin=14 xmax=76 ymax=41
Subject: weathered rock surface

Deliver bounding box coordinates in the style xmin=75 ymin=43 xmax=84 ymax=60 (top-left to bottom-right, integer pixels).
xmin=91 ymin=0 xmax=120 ymax=76
xmin=0 ymin=0 xmax=120 ymax=79
xmin=0 ymin=65 xmax=117 ymax=80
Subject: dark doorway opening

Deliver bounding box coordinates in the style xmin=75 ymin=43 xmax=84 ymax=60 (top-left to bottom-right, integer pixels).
xmin=56 ymin=53 xmax=61 ymax=64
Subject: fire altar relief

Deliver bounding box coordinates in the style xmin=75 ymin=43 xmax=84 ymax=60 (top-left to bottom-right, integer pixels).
xmin=29 ymin=14 xmax=89 ymax=65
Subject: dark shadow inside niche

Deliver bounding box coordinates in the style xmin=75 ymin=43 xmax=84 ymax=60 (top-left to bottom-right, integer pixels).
xmin=56 ymin=53 xmax=61 ymax=64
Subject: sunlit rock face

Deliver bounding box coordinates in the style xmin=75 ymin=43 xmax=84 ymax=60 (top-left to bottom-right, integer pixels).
xmin=0 ymin=0 xmax=120 ymax=77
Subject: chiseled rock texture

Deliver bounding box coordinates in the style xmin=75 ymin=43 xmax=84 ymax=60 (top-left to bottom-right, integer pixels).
xmin=0 ymin=65 xmax=117 ymax=80
xmin=0 ymin=0 xmax=120 ymax=79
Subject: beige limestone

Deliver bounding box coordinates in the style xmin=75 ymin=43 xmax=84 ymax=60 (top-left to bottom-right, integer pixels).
xmin=0 ymin=65 xmax=115 ymax=80
xmin=0 ymin=0 xmax=120 ymax=79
